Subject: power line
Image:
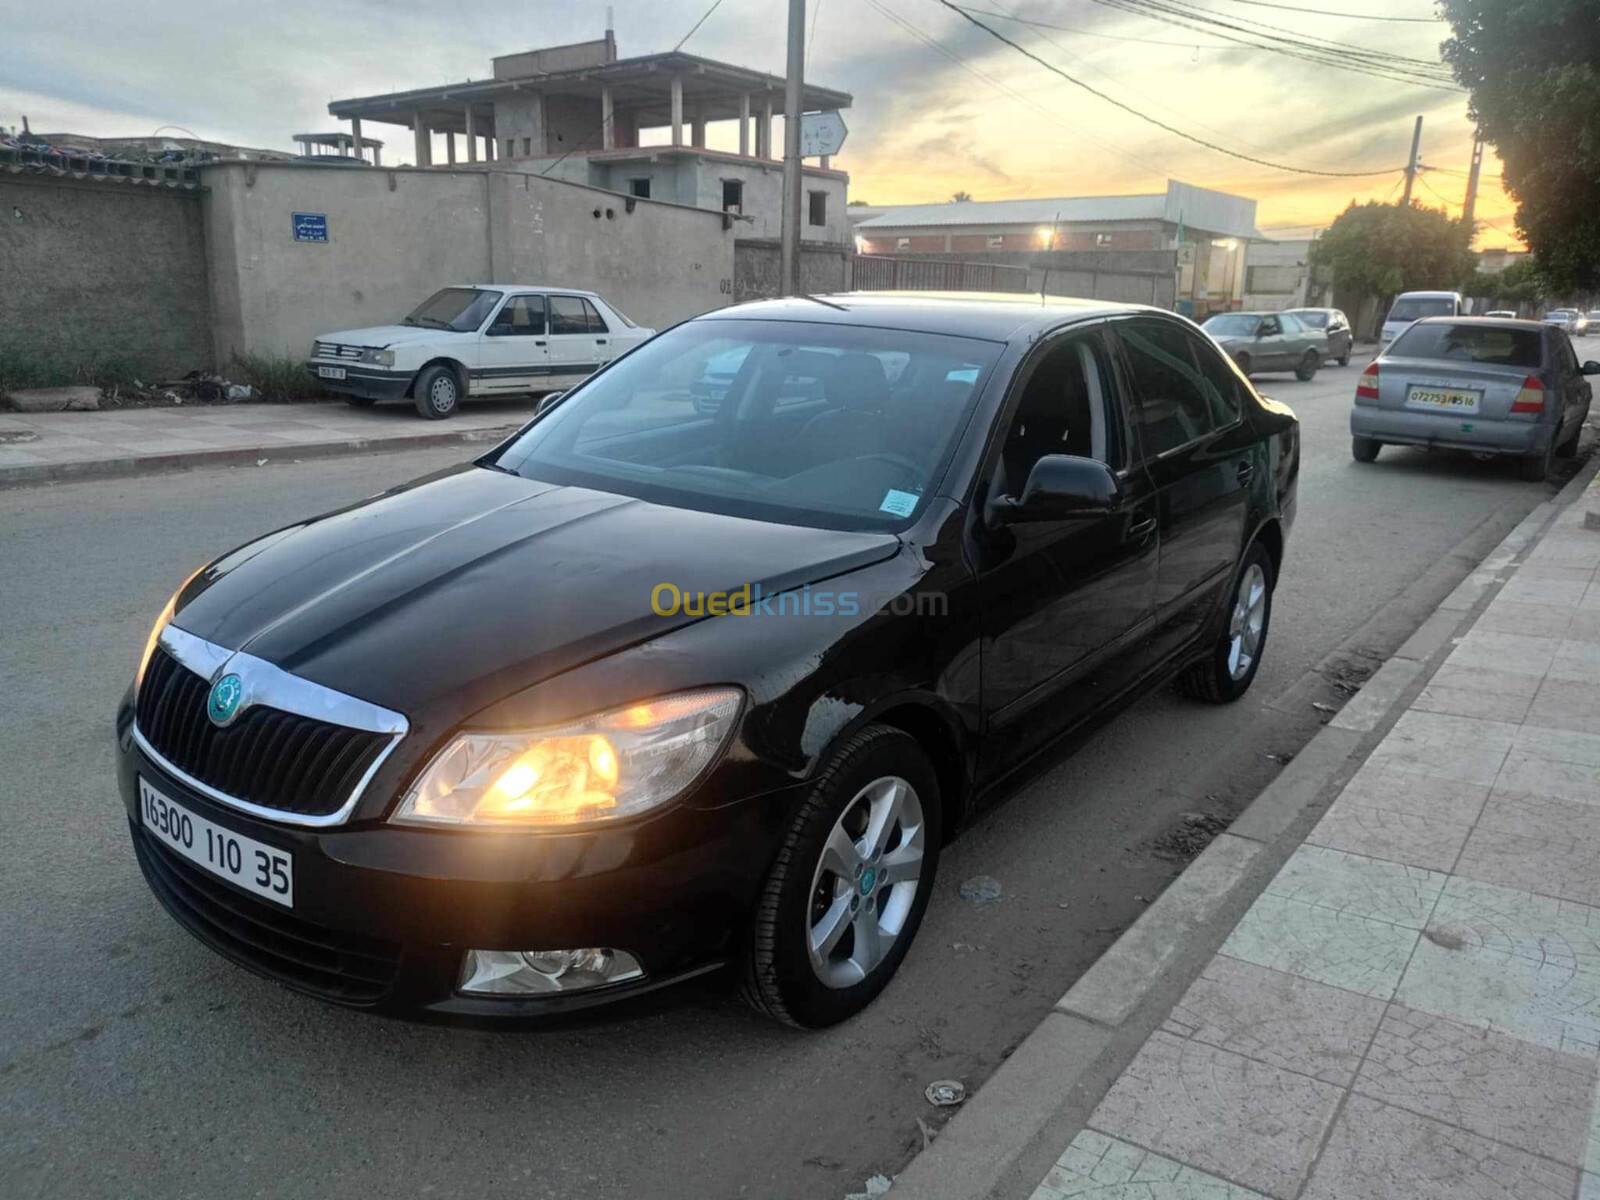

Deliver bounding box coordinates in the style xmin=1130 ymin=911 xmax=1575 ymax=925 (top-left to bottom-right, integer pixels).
xmin=1213 ymin=0 xmax=1440 ymax=23
xmin=862 ymin=0 xmax=1170 ymax=175
xmin=1414 ymin=172 xmax=1459 ymax=212
xmin=957 ymin=5 xmax=1227 ymax=48
xmin=933 ymin=0 xmax=1407 ymax=176
xmin=675 ymin=0 xmax=729 ymax=50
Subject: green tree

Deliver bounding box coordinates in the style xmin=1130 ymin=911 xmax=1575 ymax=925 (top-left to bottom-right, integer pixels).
xmin=1309 ymin=201 xmax=1475 ymax=297
xmin=1441 ymin=0 xmax=1600 ymax=291
xmin=1463 ymin=256 xmax=1550 ymax=306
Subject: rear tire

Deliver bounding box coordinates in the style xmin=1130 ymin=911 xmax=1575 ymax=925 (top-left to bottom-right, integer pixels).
xmin=1180 ymin=542 xmax=1274 ymax=704
xmin=413 ymin=364 xmax=461 ymax=420
xmin=1295 ymin=350 xmax=1320 ymax=381
xmin=742 ymin=725 xmax=941 ymax=1028
xmin=1556 ymin=420 xmax=1581 ymax=458
xmin=1519 ymin=440 xmax=1554 ymax=482
xmin=1352 ymin=436 xmax=1380 ymax=463
xmin=1337 ymin=350 xmax=1351 ymax=367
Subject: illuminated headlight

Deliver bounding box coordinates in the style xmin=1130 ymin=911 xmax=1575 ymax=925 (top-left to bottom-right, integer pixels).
xmin=360 ymin=347 xmax=396 ymax=367
xmin=135 ymin=567 xmax=204 ymax=687
xmin=458 ymin=948 xmax=644 ymax=995
xmin=392 ymin=687 xmax=742 ymax=828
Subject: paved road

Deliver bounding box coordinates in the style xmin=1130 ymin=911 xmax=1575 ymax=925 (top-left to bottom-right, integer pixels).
xmin=0 ymin=364 xmax=1588 ymax=1200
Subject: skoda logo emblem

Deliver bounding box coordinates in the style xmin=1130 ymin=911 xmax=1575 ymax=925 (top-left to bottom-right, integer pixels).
xmin=859 ymin=867 xmax=877 ymax=897
xmin=207 ymin=673 xmax=244 ymax=726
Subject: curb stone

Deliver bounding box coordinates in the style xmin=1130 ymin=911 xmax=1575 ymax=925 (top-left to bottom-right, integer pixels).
xmin=0 ymin=425 xmax=521 ymax=489
xmin=889 ymin=453 xmax=1600 ymax=1200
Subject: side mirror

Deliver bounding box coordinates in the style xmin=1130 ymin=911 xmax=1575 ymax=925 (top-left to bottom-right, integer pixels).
xmin=1583 ymin=361 xmax=1600 ymax=376
xmin=535 ymin=391 xmax=566 ymax=415
xmin=993 ymin=455 xmax=1120 ymax=523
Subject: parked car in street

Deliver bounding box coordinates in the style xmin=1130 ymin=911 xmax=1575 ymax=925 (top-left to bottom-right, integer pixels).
xmin=1586 ymin=311 xmax=1600 ymax=334
xmin=122 ymin=294 xmax=1298 ymax=1027
xmin=1202 ymin=310 xmax=1325 ymax=380
xmin=1542 ymin=309 xmax=1580 ymax=333
xmin=1285 ymin=307 xmax=1354 ymax=366
xmin=1351 ymin=316 xmax=1596 ymax=480
xmin=1483 ymin=310 xmax=1518 ymax=320
xmin=1572 ymin=312 xmax=1592 ymax=335
xmin=1380 ymin=291 xmax=1463 ymax=348
xmin=305 ymin=285 xmax=655 ymax=419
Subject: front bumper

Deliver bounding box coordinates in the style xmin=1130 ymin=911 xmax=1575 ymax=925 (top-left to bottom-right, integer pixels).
xmin=117 ymin=719 xmax=789 ymax=1021
xmin=304 ymin=362 xmax=413 ymax=402
xmin=1350 ymin=405 xmax=1552 ymax=457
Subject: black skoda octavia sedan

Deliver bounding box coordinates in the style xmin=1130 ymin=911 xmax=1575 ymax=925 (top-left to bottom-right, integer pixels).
xmin=118 ymin=293 xmax=1297 ymax=1027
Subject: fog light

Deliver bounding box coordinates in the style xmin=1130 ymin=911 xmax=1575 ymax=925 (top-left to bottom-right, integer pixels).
xmin=457 ymin=947 xmax=645 ymax=995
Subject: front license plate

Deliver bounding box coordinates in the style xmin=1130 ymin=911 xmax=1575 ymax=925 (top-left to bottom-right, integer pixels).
xmin=1406 ymin=385 xmax=1480 ymax=414
xmin=139 ymin=777 xmax=294 ymax=907
xmin=316 ymin=365 xmax=347 ymax=380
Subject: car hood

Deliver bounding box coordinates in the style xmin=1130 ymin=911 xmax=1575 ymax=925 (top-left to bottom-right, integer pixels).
xmin=170 ymin=466 xmax=900 ymax=721
xmin=316 ymin=324 xmax=457 ymax=350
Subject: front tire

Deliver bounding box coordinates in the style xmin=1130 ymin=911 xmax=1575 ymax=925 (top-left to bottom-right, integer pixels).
xmin=1337 ymin=350 xmax=1351 ymax=367
xmin=1180 ymin=542 xmax=1274 ymax=704
xmin=413 ymin=364 xmax=461 ymax=419
xmin=1352 ymin=436 xmax=1380 ymax=463
xmin=1295 ymin=350 xmax=1320 ymax=381
xmin=742 ymin=725 xmax=941 ymax=1028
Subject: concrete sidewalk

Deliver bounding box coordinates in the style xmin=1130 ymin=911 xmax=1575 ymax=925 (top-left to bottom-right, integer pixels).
xmin=896 ymin=468 xmax=1600 ymax=1200
xmin=0 ymin=399 xmax=541 ymax=486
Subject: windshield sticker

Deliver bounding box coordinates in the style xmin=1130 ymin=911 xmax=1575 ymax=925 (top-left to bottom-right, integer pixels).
xmin=879 ymin=489 xmax=919 ymax=517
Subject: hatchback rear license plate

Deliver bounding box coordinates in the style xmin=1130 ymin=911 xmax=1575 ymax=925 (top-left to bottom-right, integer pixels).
xmin=139 ymin=777 xmax=294 ymax=907
xmin=317 ymin=365 xmax=347 ymax=380
xmin=1406 ymin=385 xmax=1479 ymax=413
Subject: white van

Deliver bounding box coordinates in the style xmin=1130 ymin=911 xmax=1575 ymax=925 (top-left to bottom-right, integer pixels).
xmin=1380 ymin=291 xmax=1463 ymax=349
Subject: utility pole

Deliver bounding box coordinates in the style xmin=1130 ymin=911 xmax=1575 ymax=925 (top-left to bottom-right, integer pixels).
xmin=780 ymin=0 xmax=806 ymax=296
xmin=1400 ymin=115 xmax=1423 ymax=207
xmin=1462 ymin=135 xmax=1485 ymax=230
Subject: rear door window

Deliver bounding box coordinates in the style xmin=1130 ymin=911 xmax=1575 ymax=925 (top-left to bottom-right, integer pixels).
xmin=548 ymin=296 xmax=592 ymax=335
xmin=581 ymin=298 xmax=610 ymax=334
xmin=1116 ymin=320 xmax=1230 ymax=457
xmin=1389 ymin=323 xmax=1544 ymax=368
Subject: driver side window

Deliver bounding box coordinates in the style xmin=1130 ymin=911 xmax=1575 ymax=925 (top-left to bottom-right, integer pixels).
xmin=1001 ymin=335 xmax=1119 ymax=494
xmin=491 ymin=295 xmax=546 ymax=336
xmin=1259 ymin=316 xmax=1281 ymax=337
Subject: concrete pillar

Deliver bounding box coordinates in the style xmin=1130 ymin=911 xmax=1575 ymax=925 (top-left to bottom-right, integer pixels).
xmin=739 ymin=92 xmax=750 ymax=156
xmin=671 ymin=75 xmax=684 ymax=147
xmin=350 ymin=116 xmax=364 ymax=163
xmin=465 ymin=106 xmax=478 ymax=163
xmin=602 ymin=86 xmax=615 ymax=150
xmin=760 ymin=95 xmax=774 ymax=158
xmin=372 ymin=144 xmax=382 ymax=167
xmin=487 ymin=131 xmax=495 ymax=161
xmin=446 ymin=131 xmax=457 ymax=164
xmin=820 ymin=155 xmax=830 ymax=171
xmin=413 ymin=112 xmax=431 ymax=166
xmin=691 ymin=104 xmax=706 ymax=149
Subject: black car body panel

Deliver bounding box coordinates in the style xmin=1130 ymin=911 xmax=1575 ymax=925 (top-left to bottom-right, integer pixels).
xmin=119 ymin=293 xmax=1297 ymax=1019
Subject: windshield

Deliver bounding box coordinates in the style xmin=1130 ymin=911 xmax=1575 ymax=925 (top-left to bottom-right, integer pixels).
xmin=1389 ymin=322 xmax=1544 ymax=368
xmin=488 ymin=318 xmax=1004 ymax=531
xmin=1289 ymin=310 xmax=1328 ymax=328
xmin=1388 ymin=297 xmax=1456 ymax=322
xmin=404 ymin=287 xmax=502 ymax=332
xmin=1203 ymin=314 xmax=1260 ymax=337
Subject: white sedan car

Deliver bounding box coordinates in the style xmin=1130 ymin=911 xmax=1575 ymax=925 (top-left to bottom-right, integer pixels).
xmin=306 ymin=285 xmax=655 ymax=418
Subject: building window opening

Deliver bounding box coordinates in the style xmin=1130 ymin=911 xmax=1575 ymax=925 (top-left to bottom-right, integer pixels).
xmin=807 ymin=190 xmax=827 ymax=227
xmin=522 ymin=137 xmax=532 ymax=156
xmin=628 ymin=178 xmax=651 ymax=199
xmin=505 ymin=138 xmax=515 ymax=158
xmin=722 ymin=179 xmax=744 ymax=213
xmin=1095 ymin=232 xmax=1113 ymax=247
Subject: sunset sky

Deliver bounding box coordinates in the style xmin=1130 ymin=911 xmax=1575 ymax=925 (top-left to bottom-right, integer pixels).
xmin=0 ymin=0 xmax=1524 ymax=248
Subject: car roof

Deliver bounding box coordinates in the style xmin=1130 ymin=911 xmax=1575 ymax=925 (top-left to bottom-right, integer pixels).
xmin=696 ymin=291 xmax=1159 ymax=342
xmin=1405 ymin=315 xmax=1548 ymax=331
xmin=447 ymin=284 xmax=602 ymax=298
xmin=1395 ymin=290 xmax=1461 ymax=299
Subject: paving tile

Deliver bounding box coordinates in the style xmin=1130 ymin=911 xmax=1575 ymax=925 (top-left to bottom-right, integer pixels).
xmin=1444 ymin=630 xmax=1561 ymax=679
xmin=1397 ymin=876 xmax=1600 ymax=1057
xmin=1221 ymin=893 xmax=1418 ymax=999
xmin=1427 ymin=662 xmax=1545 ymax=701
xmin=1569 ymin=610 xmax=1600 ymax=643
xmin=1300 ymin=1094 xmax=1577 ymax=1200
xmin=1307 ymin=795 xmax=1472 ymax=872
xmin=1089 ymin=1032 xmax=1342 ymax=1199
xmin=1335 ymin=760 xmax=1492 ymax=826
xmin=1527 ymin=535 xmax=1600 ymax=571
xmin=1367 ymin=715 xmax=1514 ymax=788
xmin=1549 ymin=639 xmax=1600 ymax=683
xmin=1034 ymin=1129 xmax=1272 ymax=1199
xmin=1457 ymin=791 xmax=1600 ymax=905
xmin=1583 ymin=1172 xmax=1600 ymax=1200
xmin=1353 ymin=1004 xmax=1596 ymax=1165
xmin=1160 ymin=957 xmax=1385 ymax=1087
xmin=1495 ymin=751 xmax=1600 ymax=806
xmin=1515 ymin=719 xmax=1600 ymax=767
xmin=1500 ymin=573 xmax=1592 ymax=608
xmin=1412 ymin=683 xmax=1534 ymax=724
xmin=1262 ymin=845 xmax=1446 ymax=929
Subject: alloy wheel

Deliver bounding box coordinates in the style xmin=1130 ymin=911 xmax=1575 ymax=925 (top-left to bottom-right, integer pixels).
xmin=1228 ymin=562 xmax=1267 ymax=681
xmin=806 ymin=775 xmax=925 ymax=989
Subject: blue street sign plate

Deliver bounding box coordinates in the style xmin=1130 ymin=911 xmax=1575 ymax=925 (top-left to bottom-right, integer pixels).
xmin=292 ymin=212 xmax=328 ymax=243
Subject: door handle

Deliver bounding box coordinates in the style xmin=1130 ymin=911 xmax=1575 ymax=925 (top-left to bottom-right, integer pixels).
xmin=1129 ymin=515 xmax=1158 ymax=544
xmin=596 ymin=339 xmax=608 ymax=345
xmin=1236 ymin=460 xmax=1255 ymax=486
xmin=535 ymin=340 xmax=546 ymax=346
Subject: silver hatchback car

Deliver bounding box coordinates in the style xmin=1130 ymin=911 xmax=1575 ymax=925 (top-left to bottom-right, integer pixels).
xmin=1351 ymin=317 xmax=1597 ymax=480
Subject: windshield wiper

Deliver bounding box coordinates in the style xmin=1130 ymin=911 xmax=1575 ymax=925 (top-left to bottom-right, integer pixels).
xmin=798 ymin=295 xmax=848 ymax=312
